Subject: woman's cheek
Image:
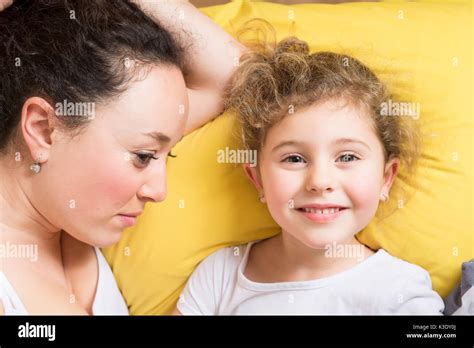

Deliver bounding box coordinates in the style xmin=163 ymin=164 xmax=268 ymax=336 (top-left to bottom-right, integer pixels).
xmin=60 ymin=147 xmax=139 ymax=219
xmin=90 ymin=155 xmax=142 ymax=213
xmin=63 ymin=154 xmax=140 ymax=245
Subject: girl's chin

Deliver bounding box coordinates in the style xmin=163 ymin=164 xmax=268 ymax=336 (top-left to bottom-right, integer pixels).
xmin=290 ymin=231 xmax=356 ymax=251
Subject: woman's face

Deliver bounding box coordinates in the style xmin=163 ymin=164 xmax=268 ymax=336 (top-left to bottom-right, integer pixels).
xmin=30 ymin=66 xmax=188 ymax=247
xmin=247 ymin=98 xmax=398 ymax=250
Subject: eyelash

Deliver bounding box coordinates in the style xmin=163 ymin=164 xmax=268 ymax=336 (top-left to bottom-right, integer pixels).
xmin=283 ymin=155 xmax=306 ymax=163
xmin=337 ymin=153 xmax=360 ymax=163
xmin=281 ymin=153 xmax=360 ymax=164
xmin=134 ymin=151 xmax=177 ymax=168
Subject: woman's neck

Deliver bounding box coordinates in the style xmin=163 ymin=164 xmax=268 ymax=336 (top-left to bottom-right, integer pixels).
xmin=0 ymin=160 xmax=61 ymax=246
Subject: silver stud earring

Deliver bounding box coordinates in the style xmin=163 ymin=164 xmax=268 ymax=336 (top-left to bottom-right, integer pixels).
xmin=380 ymin=193 xmax=389 ymax=202
xmin=30 ymin=154 xmax=43 ymax=174
xmin=30 ymin=163 xmax=41 ymax=174
xmin=259 ymin=194 xmax=265 ymax=203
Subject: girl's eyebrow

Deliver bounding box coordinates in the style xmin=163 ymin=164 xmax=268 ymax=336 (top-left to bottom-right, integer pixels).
xmin=271 ymin=138 xmax=370 ymax=153
xmin=332 ymin=138 xmax=371 ymax=150
xmin=271 ymin=140 xmax=306 ymax=153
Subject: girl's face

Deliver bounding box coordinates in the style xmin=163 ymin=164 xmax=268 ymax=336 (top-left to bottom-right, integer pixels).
xmin=28 ymin=66 xmax=188 ymax=247
xmin=245 ymin=98 xmax=399 ymax=250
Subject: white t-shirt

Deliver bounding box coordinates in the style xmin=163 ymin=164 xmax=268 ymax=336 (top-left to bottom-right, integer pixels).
xmin=177 ymin=241 xmax=445 ymax=315
xmin=0 ymin=247 xmax=128 ymax=315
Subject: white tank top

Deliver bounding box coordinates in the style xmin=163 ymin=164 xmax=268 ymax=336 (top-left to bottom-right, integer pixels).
xmin=0 ymin=247 xmax=129 ymax=315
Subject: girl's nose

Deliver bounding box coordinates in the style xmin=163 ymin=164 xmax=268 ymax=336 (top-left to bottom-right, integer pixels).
xmin=305 ymin=159 xmax=334 ymax=193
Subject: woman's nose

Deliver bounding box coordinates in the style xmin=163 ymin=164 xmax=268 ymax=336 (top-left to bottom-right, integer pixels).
xmin=137 ymin=162 xmax=167 ymax=203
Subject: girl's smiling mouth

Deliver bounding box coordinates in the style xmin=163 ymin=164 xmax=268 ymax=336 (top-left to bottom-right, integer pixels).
xmin=295 ymin=204 xmax=349 ymax=223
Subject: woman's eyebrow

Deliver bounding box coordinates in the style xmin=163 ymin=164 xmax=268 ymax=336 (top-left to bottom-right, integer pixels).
xmin=142 ymin=131 xmax=171 ymax=145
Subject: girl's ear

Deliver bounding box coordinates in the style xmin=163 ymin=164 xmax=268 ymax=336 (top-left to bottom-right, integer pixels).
xmin=381 ymin=157 xmax=400 ymax=196
xmin=243 ymin=163 xmax=264 ymax=195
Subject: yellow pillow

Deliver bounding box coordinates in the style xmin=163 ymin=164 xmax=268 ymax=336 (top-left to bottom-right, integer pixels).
xmin=103 ymin=0 xmax=473 ymax=314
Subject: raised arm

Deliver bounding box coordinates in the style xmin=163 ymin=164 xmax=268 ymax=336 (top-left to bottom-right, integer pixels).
xmin=135 ymin=0 xmax=246 ymax=135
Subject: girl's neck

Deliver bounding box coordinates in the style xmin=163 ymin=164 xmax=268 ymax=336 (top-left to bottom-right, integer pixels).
xmin=257 ymin=231 xmax=375 ymax=282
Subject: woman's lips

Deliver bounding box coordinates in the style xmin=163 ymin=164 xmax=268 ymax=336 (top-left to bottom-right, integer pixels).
xmin=117 ymin=214 xmax=137 ymax=227
xmin=296 ymin=207 xmax=348 ymax=223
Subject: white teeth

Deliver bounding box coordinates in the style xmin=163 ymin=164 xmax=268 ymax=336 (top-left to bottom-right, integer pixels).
xmin=302 ymin=207 xmax=340 ymax=214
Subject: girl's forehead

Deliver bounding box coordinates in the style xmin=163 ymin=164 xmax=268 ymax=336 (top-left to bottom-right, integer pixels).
xmin=266 ymin=100 xmax=377 ymax=144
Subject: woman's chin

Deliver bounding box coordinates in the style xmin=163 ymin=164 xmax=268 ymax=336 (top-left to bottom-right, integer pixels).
xmin=99 ymin=227 xmax=127 ymax=248
xmin=74 ymin=225 xmax=126 ymax=249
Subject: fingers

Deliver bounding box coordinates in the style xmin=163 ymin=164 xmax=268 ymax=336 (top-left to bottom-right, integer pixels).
xmin=0 ymin=0 xmax=13 ymax=12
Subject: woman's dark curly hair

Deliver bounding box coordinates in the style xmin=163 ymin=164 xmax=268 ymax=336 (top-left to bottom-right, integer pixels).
xmin=0 ymin=0 xmax=184 ymax=152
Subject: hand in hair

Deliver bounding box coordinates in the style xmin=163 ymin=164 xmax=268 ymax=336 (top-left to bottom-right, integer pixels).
xmin=134 ymin=0 xmax=247 ymax=135
xmin=0 ymin=0 xmax=12 ymax=11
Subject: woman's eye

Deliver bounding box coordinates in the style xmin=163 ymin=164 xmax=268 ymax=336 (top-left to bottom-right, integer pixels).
xmin=283 ymin=155 xmax=306 ymax=163
xmin=338 ymin=153 xmax=360 ymax=163
xmin=134 ymin=152 xmax=159 ymax=168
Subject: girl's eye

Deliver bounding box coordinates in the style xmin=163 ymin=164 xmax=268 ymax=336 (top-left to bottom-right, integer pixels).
xmin=337 ymin=153 xmax=360 ymax=163
xmin=283 ymin=155 xmax=306 ymax=163
xmin=134 ymin=152 xmax=159 ymax=168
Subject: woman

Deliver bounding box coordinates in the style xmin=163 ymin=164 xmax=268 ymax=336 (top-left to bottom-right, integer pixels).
xmin=0 ymin=0 xmax=244 ymax=314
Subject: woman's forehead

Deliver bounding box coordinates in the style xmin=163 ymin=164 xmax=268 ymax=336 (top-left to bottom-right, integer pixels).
xmin=94 ymin=67 xmax=188 ymax=135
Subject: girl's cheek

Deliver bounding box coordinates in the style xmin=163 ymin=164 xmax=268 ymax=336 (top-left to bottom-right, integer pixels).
xmin=344 ymin=165 xmax=383 ymax=213
xmin=263 ymin=166 xmax=301 ymax=211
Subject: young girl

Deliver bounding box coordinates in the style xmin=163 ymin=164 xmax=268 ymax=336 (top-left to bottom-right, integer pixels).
xmin=174 ymin=37 xmax=444 ymax=315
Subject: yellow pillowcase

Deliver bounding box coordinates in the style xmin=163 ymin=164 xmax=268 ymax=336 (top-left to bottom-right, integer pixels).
xmin=103 ymin=0 xmax=472 ymax=314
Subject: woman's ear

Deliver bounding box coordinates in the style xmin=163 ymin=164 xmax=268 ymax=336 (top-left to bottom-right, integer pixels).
xmin=20 ymin=97 xmax=56 ymax=164
xmin=243 ymin=163 xmax=265 ymax=202
xmin=381 ymin=157 xmax=400 ymax=198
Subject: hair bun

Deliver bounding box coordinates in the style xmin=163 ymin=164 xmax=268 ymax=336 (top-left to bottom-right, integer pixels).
xmin=275 ymin=37 xmax=309 ymax=56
